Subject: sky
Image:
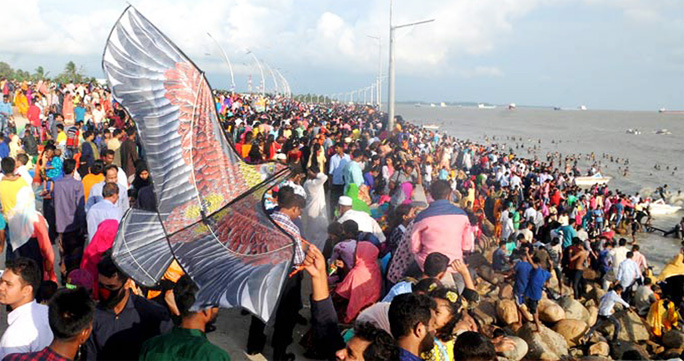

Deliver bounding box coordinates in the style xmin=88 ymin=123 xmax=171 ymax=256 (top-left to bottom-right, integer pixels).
xmin=0 ymin=0 xmax=682 ymax=111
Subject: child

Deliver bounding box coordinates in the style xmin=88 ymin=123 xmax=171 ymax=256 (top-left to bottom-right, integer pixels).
xmin=40 ymin=146 xmax=63 ymax=198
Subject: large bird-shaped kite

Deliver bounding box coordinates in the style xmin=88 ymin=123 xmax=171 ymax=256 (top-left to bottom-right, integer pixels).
xmin=102 ymin=6 xmax=301 ymax=322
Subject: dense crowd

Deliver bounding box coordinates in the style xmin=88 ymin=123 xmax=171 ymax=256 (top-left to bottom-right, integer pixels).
xmin=0 ymin=77 xmax=683 ymax=361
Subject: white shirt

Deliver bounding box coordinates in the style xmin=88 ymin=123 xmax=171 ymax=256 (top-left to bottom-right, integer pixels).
xmin=598 ymin=290 xmax=630 ymax=316
xmin=86 ymin=181 xmax=129 ymax=215
xmin=616 ymin=258 xmax=641 ymax=288
xmin=0 ymin=301 xmax=53 ymax=360
xmin=86 ymin=199 xmax=123 ymax=242
xmin=338 ymin=209 xmax=386 ymax=242
xmin=611 ymin=246 xmax=629 ymax=274
xmin=15 ymin=165 xmax=32 ymax=186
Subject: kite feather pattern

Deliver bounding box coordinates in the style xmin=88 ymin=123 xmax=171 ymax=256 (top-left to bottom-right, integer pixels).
xmin=102 ymin=6 xmax=300 ymax=322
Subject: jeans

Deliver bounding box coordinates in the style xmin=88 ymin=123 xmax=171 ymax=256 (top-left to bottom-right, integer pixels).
xmin=586 ymin=315 xmax=621 ymax=342
xmin=571 ymin=269 xmax=585 ymax=300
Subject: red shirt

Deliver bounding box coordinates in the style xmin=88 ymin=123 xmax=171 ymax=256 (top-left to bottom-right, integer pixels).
xmin=3 ymin=347 xmax=71 ymax=361
xmin=27 ymin=105 xmax=41 ymax=127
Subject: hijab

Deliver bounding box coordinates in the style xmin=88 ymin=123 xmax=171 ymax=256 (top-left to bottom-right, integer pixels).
xmin=335 ymin=242 xmax=381 ymax=323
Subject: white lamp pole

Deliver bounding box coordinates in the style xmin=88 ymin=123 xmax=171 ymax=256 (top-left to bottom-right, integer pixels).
xmin=207 ymin=33 xmax=236 ymax=93
xmin=387 ymin=0 xmax=434 ymax=130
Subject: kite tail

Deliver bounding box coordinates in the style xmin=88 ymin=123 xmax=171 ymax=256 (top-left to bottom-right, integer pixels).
xmin=112 ymin=209 xmax=176 ymax=287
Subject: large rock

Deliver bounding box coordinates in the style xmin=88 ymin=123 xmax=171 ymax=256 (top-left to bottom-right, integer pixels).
xmin=478 ymin=265 xmax=505 ymax=285
xmin=496 ymin=300 xmax=519 ymax=325
xmin=587 ymin=285 xmax=606 ymax=305
xmin=498 ymin=283 xmax=513 ymax=300
xmin=473 ymin=299 xmax=497 ymax=325
xmin=552 ymin=319 xmax=588 ymax=347
xmin=611 ymin=342 xmax=650 ymax=360
xmin=588 ymin=341 xmax=610 ymax=357
xmin=538 ymin=299 xmax=566 ymax=323
xmin=663 ymin=330 xmax=684 ymax=349
xmin=587 ymin=305 xmax=598 ymax=327
xmin=613 ymin=310 xmax=650 ymax=343
xmin=500 ymin=336 xmax=528 ymax=361
xmin=558 ymin=296 xmax=591 ymax=324
xmin=583 ymin=268 xmax=599 ymax=281
xmin=517 ymin=323 xmax=569 ymax=360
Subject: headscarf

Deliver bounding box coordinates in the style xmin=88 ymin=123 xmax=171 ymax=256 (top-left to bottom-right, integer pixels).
xmin=8 ymin=134 xmax=21 ymax=159
xmin=335 ymin=242 xmax=381 ymax=323
xmin=658 ymin=253 xmax=684 ymax=282
xmin=80 ymin=220 xmax=119 ymax=298
xmin=132 ymin=162 xmax=151 ymax=191
xmin=346 ymin=183 xmax=371 ymax=214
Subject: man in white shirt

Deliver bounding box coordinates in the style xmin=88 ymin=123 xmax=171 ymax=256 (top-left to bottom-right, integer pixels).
xmin=86 ymin=164 xmax=129 ymax=214
xmin=583 ymin=284 xmax=632 ymax=346
xmin=86 ymin=182 xmax=123 ymax=242
xmin=610 ymin=238 xmax=630 ymax=276
xmin=336 ymin=196 xmax=385 ymax=243
xmin=634 ymin=278 xmax=656 ymax=316
xmin=616 ymin=251 xmax=641 ymax=303
xmin=0 ymin=258 xmax=53 ymax=359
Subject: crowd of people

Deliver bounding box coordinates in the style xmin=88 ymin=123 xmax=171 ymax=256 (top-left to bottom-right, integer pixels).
xmin=0 ymin=76 xmax=683 ymax=361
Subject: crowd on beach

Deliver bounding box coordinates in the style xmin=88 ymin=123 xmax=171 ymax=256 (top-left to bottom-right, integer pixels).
xmin=1 ymin=76 xmax=684 ymax=361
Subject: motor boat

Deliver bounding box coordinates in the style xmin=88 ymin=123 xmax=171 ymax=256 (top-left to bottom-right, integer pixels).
xmin=647 ymin=199 xmax=682 ymax=215
xmin=656 ymin=129 xmax=672 ymax=135
xmin=626 ymin=129 xmax=641 ymax=135
xmin=579 ymin=105 xmax=587 ymax=110
xmin=574 ymin=173 xmax=611 ymax=187
xmin=478 ymin=103 xmax=496 ymax=109
xmin=440 ymin=102 xmax=447 ymax=107
xmin=423 ymin=124 xmax=440 ymax=131
xmin=508 ymin=103 xmax=516 ymax=110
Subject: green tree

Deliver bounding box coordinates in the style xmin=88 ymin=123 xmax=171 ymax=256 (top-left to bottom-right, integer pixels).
xmin=34 ymin=66 xmax=45 ymax=80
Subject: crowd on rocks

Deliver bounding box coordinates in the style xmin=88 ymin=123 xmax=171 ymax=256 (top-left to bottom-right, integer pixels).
xmin=0 ymin=77 xmax=683 ymax=361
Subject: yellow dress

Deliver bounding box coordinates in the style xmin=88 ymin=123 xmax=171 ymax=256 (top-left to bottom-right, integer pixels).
xmin=14 ymin=91 xmax=28 ymax=116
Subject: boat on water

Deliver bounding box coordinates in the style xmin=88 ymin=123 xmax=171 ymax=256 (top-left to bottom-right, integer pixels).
xmin=423 ymin=124 xmax=440 ymax=130
xmin=626 ymin=129 xmax=641 ymax=135
xmin=414 ymin=103 xmax=422 ymax=107
xmin=579 ymin=105 xmax=587 ymax=111
xmin=430 ymin=103 xmax=436 ymax=107
xmin=647 ymin=199 xmax=682 ymax=215
xmin=440 ymin=102 xmax=447 ymax=107
xmin=655 ymin=129 xmax=672 ymax=135
xmin=477 ymin=103 xmax=496 ymax=109
xmin=574 ymin=173 xmax=611 ymax=187
xmin=508 ymin=103 xmax=516 ymax=110
xmin=553 ymin=106 xmax=562 ymax=111
xmin=659 ymin=108 xmax=684 ymax=114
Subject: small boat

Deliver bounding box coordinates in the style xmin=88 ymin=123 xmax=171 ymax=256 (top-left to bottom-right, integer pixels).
xmin=508 ymin=103 xmax=516 ymax=110
xmin=440 ymin=102 xmax=447 ymax=107
xmin=423 ymin=124 xmax=440 ymax=130
xmin=553 ymin=107 xmax=562 ymax=111
xmin=579 ymin=105 xmax=587 ymax=111
xmin=477 ymin=103 xmax=496 ymax=109
xmin=430 ymin=103 xmax=436 ymax=107
xmin=414 ymin=103 xmax=422 ymax=107
xmin=659 ymin=108 xmax=684 ymax=114
xmin=626 ymin=129 xmax=641 ymax=135
xmin=574 ymin=173 xmax=611 ymax=187
xmin=656 ymin=129 xmax=672 ymax=135
xmin=647 ymin=200 xmax=682 ymax=215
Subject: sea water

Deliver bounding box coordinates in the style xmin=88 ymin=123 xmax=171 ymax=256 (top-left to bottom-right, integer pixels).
xmin=397 ymin=104 xmax=684 ymax=271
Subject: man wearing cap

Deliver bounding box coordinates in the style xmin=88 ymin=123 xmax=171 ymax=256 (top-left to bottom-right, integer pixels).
xmin=337 ymin=196 xmax=385 ymax=243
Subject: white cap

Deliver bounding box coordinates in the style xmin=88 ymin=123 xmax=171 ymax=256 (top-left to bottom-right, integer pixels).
xmin=338 ymin=196 xmax=353 ymax=207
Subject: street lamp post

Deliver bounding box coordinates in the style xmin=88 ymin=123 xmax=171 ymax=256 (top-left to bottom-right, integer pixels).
xmin=367 ymin=35 xmax=383 ymax=109
xmin=246 ymin=49 xmax=265 ymax=97
xmin=207 ymin=33 xmax=236 ymax=93
xmin=387 ymin=0 xmax=434 ymax=130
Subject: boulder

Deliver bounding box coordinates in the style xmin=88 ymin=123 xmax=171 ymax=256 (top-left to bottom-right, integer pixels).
xmin=558 ymin=296 xmax=591 ymax=324
xmin=588 ymin=341 xmax=610 ymax=357
xmin=538 ymin=299 xmax=565 ymax=323
xmin=569 ymin=347 xmax=584 ymax=358
xmin=552 ymin=319 xmax=588 ymax=347
xmin=663 ymin=330 xmax=684 ymax=349
xmin=473 ymin=300 xmax=497 ymax=325
xmin=587 ymin=284 xmax=606 ymax=305
xmin=498 ymin=283 xmax=514 ymax=300
xmin=579 ymin=357 xmax=611 ymax=361
xmin=611 ymin=310 xmax=650 ymax=343
xmin=478 ymin=265 xmax=505 ymax=285
xmin=465 ymin=252 xmax=489 ymax=269
xmin=583 ymin=268 xmax=599 ymax=281
xmin=496 ymin=300 xmax=519 ymax=325
xmin=586 ymin=305 xmax=598 ymax=327
xmin=516 ymin=323 xmax=569 ymax=360
xmin=482 ymin=219 xmax=495 ymax=237
xmin=500 ymin=336 xmax=528 ymax=361
xmin=611 ymin=342 xmax=650 ymax=360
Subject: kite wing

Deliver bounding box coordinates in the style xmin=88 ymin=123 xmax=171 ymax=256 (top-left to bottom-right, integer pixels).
xmin=103 ymin=6 xmax=297 ymax=321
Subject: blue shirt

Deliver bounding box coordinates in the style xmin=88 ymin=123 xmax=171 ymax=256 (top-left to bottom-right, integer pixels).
xmin=398 ymin=348 xmax=422 ymax=361
xmin=514 ymin=261 xmax=533 ymax=296
xmin=329 ymin=153 xmax=350 ymax=185
xmin=493 ymin=248 xmax=508 ymax=271
xmin=0 ymin=142 xmax=8 ymax=158
xmin=74 ymin=106 xmax=86 ymax=122
xmin=524 ymin=267 xmax=550 ymax=301
xmin=558 ymin=225 xmax=577 ymax=248
xmin=599 ymin=249 xmax=612 ymax=273
xmin=0 ymin=102 xmax=12 ymax=116
xmin=382 ymin=281 xmax=413 ymax=302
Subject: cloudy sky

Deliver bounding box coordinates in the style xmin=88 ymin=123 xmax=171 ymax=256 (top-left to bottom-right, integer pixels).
xmin=1 ymin=0 xmax=682 ymax=110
